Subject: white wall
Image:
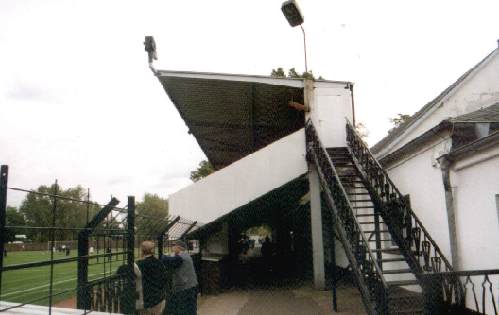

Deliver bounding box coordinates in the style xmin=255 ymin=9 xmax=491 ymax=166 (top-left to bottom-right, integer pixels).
xmin=308 ymin=81 xmax=353 ymax=148
xmin=386 ymin=136 xmax=454 ymax=260
xmin=378 ymin=51 xmax=499 ymax=157
xmin=451 ymin=146 xmax=499 ymax=315
xmin=169 ymin=129 xmax=308 ymax=223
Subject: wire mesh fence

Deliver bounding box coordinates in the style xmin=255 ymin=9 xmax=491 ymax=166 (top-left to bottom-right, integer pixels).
xmin=0 ymin=165 xmax=201 ymax=314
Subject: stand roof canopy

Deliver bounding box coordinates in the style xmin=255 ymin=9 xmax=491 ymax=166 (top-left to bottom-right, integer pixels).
xmin=156 ymin=70 xmax=308 ymax=169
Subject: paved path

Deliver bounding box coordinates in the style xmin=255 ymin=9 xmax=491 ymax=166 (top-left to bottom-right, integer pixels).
xmin=198 ymin=285 xmax=367 ymax=315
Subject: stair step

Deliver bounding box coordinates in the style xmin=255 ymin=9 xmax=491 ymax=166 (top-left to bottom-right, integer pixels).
xmin=356 ymin=213 xmax=376 ymax=217
xmin=387 ymin=279 xmax=420 ymax=287
xmin=391 ymin=309 xmax=423 ymax=314
xmin=383 ymin=268 xmax=412 ymax=274
xmin=363 ymin=230 xmax=389 ymax=233
xmin=347 ymin=192 xmax=370 ymax=195
xmin=358 ymin=221 xmax=382 ymax=224
xmin=353 ymin=206 xmax=374 ymax=209
xmin=330 ymin=157 xmax=350 ymax=160
xmin=350 ymin=199 xmax=373 ymax=202
xmin=381 ymin=257 xmax=406 ymax=262
xmin=371 ymin=248 xmax=400 ymax=253
xmin=368 ymin=239 xmax=392 ymax=242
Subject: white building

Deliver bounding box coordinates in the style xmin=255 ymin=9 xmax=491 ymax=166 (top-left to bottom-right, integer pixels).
xmin=372 ymin=44 xmax=499 ymax=314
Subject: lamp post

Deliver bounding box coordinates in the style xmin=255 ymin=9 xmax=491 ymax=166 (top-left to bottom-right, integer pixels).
xmin=281 ymin=0 xmax=308 ymax=73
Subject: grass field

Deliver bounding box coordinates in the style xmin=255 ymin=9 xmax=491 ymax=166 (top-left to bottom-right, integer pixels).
xmin=0 ymin=250 xmax=125 ymax=306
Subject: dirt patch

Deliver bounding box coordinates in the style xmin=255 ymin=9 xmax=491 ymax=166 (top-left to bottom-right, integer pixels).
xmin=54 ymin=296 xmax=76 ymax=309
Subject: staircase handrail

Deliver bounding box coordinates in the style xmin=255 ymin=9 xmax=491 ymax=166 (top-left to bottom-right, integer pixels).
xmin=345 ymin=119 xmax=454 ymax=274
xmin=306 ymin=120 xmax=388 ymax=288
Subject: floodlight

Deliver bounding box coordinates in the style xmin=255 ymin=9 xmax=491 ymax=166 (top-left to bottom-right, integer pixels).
xmin=281 ymin=0 xmax=304 ymax=27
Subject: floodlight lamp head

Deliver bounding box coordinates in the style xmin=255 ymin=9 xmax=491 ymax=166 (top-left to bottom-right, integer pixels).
xmin=281 ymin=0 xmax=304 ymax=27
xmin=144 ymin=36 xmax=158 ymax=64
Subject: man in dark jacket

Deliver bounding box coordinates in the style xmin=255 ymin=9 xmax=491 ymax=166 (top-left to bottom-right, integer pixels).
xmin=161 ymin=240 xmax=198 ymax=315
xmin=135 ymin=241 xmax=168 ymax=315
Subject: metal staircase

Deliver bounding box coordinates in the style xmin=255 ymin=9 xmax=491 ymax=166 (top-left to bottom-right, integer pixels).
xmin=305 ymin=120 xmax=462 ymax=314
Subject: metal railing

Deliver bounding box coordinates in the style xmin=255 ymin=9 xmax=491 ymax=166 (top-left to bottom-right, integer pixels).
xmin=345 ymin=121 xmax=457 ymax=276
xmin=0 ymin=164 xmax=201 ymax=314
xmin=86 ymin=273 xmax=128 ymax=313
xmin=305 ymin=121 xmax=389 ymax=314
xmin=421 ymin=269 xmax=499 ymax=314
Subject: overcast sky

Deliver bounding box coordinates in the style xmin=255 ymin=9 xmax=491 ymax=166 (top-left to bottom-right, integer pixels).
xmin=1 ymin=0 xmax=498 ymax=209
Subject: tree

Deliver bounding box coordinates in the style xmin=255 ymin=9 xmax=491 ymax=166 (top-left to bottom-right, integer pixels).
xmin=135 ymin=193 xmax=169 ymax=238
xmin=355 ymin=122 xmax=370 ymax=141
xmin=19 ymin=184 xmax=100 ymax=242
xmin=270 ymin=67 xmax=322 ymax=80
xmin=389 ymin=113 xmax=411 ymax=130
xmin=190 ymin=160 xmax=215 ymax=182
xmin=270 ymin=68 xmax=285 ymax=78
xmin=5 ymin=206 xmax=25 ymax=243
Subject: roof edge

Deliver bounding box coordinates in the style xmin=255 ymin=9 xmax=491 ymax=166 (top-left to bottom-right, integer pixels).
xmin=372 ymin=47 xmax=499 ymax=155
xmin=379 ymin=120 xmax=452 ymax=166
xmin=156 ymin=69 xmax=352 ymax=87
xmin=447 ymin=130 xmax=499 ymax=162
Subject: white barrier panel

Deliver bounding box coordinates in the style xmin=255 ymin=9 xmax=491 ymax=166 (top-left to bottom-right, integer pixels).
xmin=169 ymin=129 xmax=308 ymax=223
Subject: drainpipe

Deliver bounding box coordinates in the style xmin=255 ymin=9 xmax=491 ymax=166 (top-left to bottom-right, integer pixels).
xmin=348 ymin=83 xmax=355 ymax=127
xmin=438 ymin=156 xmax=459 ymax=268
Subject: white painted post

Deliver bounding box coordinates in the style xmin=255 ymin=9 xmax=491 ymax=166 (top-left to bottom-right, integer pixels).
xmin=303 ymin=79 xmax=325 ymax=290
xmin=309 ymin=167 xmax=325 ymax=289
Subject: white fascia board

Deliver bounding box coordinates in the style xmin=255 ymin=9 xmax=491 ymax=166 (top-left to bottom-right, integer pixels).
xmin=453 ymin=145 xmax=499 ymax=172
xmin=157 ymin=69 xmax=304 ymax=87
xmin=377 ymin=50 xmax=499 ymax=159
xmin=157 ymin=69 xmax=352 ymax=88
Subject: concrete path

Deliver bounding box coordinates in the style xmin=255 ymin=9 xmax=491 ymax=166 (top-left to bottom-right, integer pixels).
xmin=198 ymin=286 xmax=367 ymax=315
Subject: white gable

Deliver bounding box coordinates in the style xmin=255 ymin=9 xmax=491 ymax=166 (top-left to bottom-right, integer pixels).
xmin=376 ymin=49 xmax=499 ymax=158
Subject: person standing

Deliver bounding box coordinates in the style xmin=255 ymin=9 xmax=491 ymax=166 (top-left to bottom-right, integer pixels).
xmin=135 ymin=241 xmax=168 ymax=315
xmin=161 ymin=240 xmax=198 ymax=315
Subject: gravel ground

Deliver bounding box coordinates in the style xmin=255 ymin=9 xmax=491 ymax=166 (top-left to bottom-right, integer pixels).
xmin=198 ymin=285 xmax=367 ymax=315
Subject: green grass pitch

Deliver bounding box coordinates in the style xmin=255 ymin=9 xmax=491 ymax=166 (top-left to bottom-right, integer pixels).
xmin=1 ymin=250 xmax=124 ymax=306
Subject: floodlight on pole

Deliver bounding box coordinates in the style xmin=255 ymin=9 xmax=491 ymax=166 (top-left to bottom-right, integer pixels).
xmin=144 ymin=36 xmax=158 ymax=73
xmin=281 ymin=0 xmax=308 ymax=73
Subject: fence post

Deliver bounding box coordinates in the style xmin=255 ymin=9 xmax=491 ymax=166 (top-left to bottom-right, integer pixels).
xmin=157 ymin=216 xmax=180 ymax=257
xmin=122 ymin=196 xmax=135 ymax=314
xmin=77 ymin=227 xmax=90 ymax=310
xmin=0 ymin=165 xmax=8 ymax=298
xmin=77 ymin=197 xmax=120 ymax=311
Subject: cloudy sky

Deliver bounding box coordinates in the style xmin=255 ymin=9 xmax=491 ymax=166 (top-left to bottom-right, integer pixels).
xmin=1 ymin=0 xmax=498 ymax=208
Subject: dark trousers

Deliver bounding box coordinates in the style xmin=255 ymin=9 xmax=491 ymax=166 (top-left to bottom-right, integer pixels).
xmin=164 ymin=287 xmax=197 ymax=315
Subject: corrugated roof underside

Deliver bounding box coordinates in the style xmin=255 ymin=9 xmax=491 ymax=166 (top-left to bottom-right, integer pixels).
xmin=159 ymin=76 xmax=304 ymax=169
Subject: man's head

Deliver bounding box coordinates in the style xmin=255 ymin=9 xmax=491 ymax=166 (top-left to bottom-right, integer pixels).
xmin=173 ymin=240 xmax=187 ymax=254
xmin=140 ymin=240 xmax=155 ymax=257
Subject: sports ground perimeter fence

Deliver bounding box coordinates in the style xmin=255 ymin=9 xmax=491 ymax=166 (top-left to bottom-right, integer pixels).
xmin=0 ymin=165 xmax=200 ymax=314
